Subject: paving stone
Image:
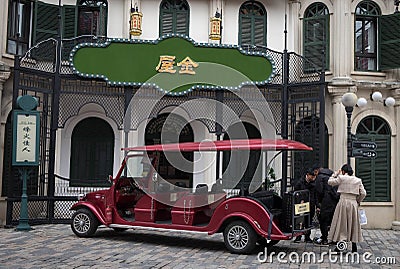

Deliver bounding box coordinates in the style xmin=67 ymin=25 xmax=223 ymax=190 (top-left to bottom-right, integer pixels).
xmin=0 ymin=226 xmax=399 ymax=268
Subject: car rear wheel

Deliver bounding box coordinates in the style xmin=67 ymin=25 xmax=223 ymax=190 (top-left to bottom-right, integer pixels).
xmin=71 ymin=208 xmax=99 ymax=237
xmin=223 ymin=220 xmax=257 ymax=254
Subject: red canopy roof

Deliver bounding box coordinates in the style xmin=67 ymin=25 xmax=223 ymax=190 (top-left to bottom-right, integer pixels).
xmin=122 ymin=138 xmax=312 ymax=152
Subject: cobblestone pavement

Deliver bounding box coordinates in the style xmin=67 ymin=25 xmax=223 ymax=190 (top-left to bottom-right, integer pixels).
xmin=0 ymin=225 xmax=398 ymax=269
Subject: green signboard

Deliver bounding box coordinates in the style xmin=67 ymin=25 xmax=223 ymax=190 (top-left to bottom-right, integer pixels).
xmin=70 ymin=34 xmax=276 ymax=95
xmin=12 ymin=95 xmax=40 ymax=166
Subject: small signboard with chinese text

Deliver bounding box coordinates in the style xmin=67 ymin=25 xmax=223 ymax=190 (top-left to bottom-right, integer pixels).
xmin=294 ymin=202 xmax=310 ymax=215
xmin=12 ymin=111 xmax=40 ymax=166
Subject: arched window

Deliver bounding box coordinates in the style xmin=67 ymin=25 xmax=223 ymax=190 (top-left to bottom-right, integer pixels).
xmin=159 ymin=0 xmax=189 ymax=36
xmin=356 ymin=116 xmax=391 ymax=201
xmin=78 ymin=0 xmax=108 ymax=36
xmin=239 ymin=1 xmax=267 ymax=46
xmin=303 ymin=2 xmax=329 ymax=70
xmin=354 ymin=1 xmax=380 ymax=71
xmin=70 ymin=117 xmax=114 ymax=187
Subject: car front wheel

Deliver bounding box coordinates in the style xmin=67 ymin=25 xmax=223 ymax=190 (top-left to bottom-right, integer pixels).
xmin=71 ymin=208 xmax=99 ymax=237
xmin=223 ymin=220 xmax=257 ymax=254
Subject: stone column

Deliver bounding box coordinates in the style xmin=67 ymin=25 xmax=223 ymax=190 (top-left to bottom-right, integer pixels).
xmin=123 ymin=0 xmax=131 ymax=38
xmin=288 ymin=0 xmax=301 ymax=53
xmin=332 ymin=0 xmax=352 ymax=77
xmin=328 ymin=80 xmax=357 ymax=170
xmin=392 ymin=89 xmax=400 ymax=230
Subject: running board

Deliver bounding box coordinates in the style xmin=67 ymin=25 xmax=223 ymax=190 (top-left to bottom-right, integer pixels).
xmin=108 ymin=224 xmax=209 ymax=234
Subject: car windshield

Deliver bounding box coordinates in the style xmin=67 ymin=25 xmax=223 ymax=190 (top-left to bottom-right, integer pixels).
xmin=122 ymin=154 xmax=153 ymax=178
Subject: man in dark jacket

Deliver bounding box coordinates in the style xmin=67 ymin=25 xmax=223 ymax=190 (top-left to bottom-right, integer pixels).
xmin=314 ymin=168 xmax=339 ymax=245
xmin=293 ymin=168 xmax=317 ymax=243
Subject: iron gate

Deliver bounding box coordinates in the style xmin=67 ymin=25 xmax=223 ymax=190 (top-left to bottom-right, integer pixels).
xmin=4 ymin=37 xmax=325 ymax=226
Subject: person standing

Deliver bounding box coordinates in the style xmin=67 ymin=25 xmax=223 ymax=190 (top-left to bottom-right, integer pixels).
xmin=293 ymin=168 xmax=317 ymax=243
xmin=327 ymin=164 xmax=366 ymax=252
xmin=314 ymin=168 xmax=339 ymax=245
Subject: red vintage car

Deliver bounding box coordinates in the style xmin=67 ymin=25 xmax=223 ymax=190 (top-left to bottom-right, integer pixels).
xmin=70 ymin=138 xmax=312 ymax=254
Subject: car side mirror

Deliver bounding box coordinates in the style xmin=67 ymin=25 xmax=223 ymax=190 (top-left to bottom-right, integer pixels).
xmin=107 ymin=175 xmax=113 ymax=184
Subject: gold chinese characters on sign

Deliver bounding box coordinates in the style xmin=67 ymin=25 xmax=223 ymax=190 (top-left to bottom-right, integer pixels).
xmin=156 ymin=56 xmax=176 ymax=73
xmin=156 ymin=56 xmax=198 ymax=75
xmin=177 ymin=57 xmax=199 ymax=74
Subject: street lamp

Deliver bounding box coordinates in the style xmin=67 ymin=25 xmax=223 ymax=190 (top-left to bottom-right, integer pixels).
xmin=371 ymin=91 xmax=396 ymax=106
xmin=341 ymin=92 xmax=358 ymax=165
xmin=357 ymin=97 xmax=368 ymax=107
xmin=342 ymin=91 xmax=395 ymax=165
xmin=371 ymin=91 xmax=396 ymax=107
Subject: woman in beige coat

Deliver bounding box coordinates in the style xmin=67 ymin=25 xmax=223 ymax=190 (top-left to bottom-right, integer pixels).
xmin=327 ymin=164 xmax=366 ymax=252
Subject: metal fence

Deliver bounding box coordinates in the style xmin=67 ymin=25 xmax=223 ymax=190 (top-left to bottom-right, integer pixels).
xmin=5 ymin=36 xmax=325 ymax=225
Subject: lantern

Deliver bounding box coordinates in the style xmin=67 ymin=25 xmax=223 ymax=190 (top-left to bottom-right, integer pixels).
xmin=130 ymin=6 xmax=143 ymax=36
xmin=209 ymin=10 xmax=221 ymax=41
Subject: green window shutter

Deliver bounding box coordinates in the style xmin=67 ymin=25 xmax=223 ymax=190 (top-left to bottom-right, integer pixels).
xmin=304 ymin=19 xmax=320 ymax=62
xmin=61 ymin=5 xmax=77 ymax=61
xmin=159 ymin=0 xmax=189 ymax=37
xmin=356 ymin=134 xmax=391 ymax=202
xmin=33 ymin=1 xmax=59 ymax=44
xmin=303 ymin=15 xmax=329 ymax=70
xmin=160 ymin=10 xmax=174 ymax=35
xmin=99 ymin=4 xmax=107 ymax=36
xmin=239 ymin=2 xmax=267 ymax=47
xmin=356 ymin=157 xmax=372 ymax=200
xmin=239 ymin=15 xmax=252 ymax=46
xmin=62 ymin=5 xmax=77 ymax=39
xmin=372 ymin=136 xmax=391 ymax=201
xmin=379 ymin=13 xmax=400 ymax=70
xmin=176 ymin=11 xmax=188 ymax=35
xmin=253 ymin=17 xmax=266 ymax=46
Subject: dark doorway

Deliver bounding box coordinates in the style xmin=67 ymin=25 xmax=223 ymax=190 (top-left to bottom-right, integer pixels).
xmin=222 ymin=122 xmax=261 ymax=192
xmin=293 ymin=116 xmax=328 ymax=181
xmin=145 ymin=113 xmax=194 ymax=188
xmin=70 ymin=117 xmax=114 ymax=186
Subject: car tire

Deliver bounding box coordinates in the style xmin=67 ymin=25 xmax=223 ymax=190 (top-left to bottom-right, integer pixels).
xmin=71 ymin=208 xmax=99 ymax=237
xmin=223 ymin=220 xmax=257 ymax=254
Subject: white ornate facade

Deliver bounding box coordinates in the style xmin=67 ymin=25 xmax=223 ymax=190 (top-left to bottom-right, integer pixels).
xmin=0 ymin=0 xmax=399 ymax=229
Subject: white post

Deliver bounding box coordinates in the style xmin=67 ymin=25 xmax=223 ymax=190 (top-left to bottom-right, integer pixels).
xmin=392 ymin=89 xmax=400 ymax=230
